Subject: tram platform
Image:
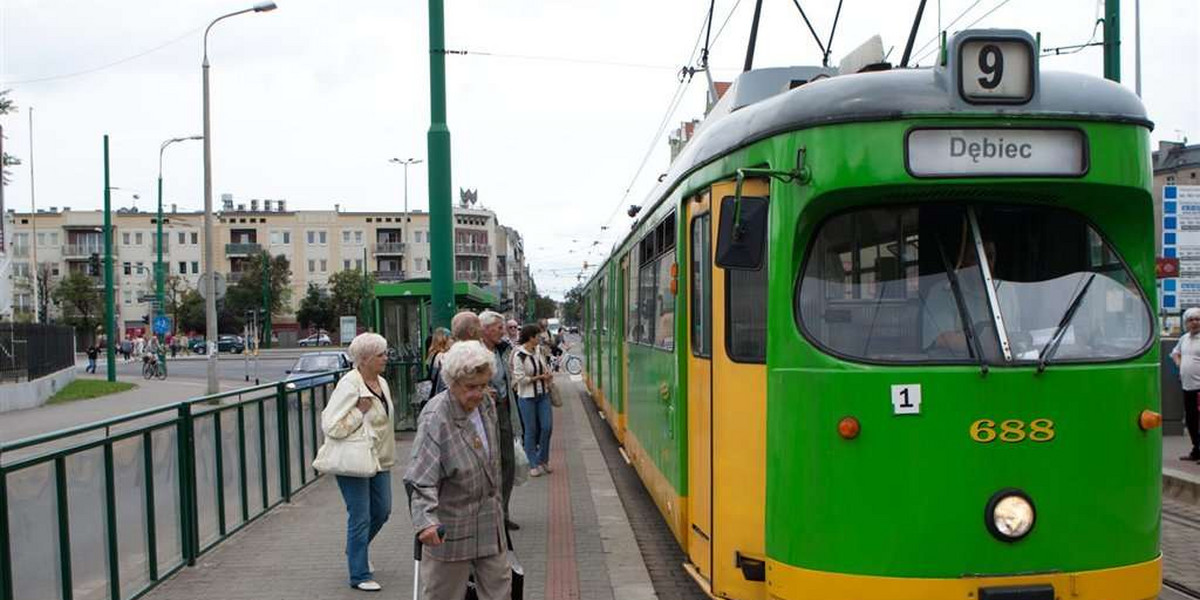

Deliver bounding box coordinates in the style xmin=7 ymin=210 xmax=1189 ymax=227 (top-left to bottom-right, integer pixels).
xmin=139 ymin=375 xmax=661 ymax=600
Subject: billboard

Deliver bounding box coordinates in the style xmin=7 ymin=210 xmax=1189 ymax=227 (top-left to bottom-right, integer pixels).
xmin=1161 ymin=185 xmax=1200 ymax=310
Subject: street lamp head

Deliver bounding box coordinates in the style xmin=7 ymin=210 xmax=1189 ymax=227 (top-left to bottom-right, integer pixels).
xmin=253 ymin=1 xmax=277 ymax=12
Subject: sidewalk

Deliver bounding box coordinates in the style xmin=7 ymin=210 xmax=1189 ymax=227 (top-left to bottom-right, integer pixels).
xmin=140 ymin=375 xmax=656 ymax=600
xmin=0 ymin=372 xmax=249 ymax=445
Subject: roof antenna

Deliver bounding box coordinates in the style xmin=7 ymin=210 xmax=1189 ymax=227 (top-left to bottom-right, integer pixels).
xmin=743 ymin=0 xmax=765 ymax=72
xmin=900 ymin=0 xmax=930 ymax=68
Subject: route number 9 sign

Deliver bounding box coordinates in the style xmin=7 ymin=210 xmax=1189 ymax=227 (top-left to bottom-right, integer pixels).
xmin=959 ymin=39 xmax=1033 ymax=104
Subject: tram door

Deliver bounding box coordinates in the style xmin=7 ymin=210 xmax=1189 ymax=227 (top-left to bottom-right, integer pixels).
xmin=686 ymin=192 xmax=713 ymax=581
xmin=710 ymin=179 xmax=768 ymax=600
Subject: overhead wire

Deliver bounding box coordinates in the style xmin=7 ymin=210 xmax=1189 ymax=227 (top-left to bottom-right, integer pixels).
xmin=3 ymin=26 xmax=203 ymax=86
xmin=908 ymin=0 xmax=986 ymax=65
xmin=913 ymin=0 xmax=1018 ymax=66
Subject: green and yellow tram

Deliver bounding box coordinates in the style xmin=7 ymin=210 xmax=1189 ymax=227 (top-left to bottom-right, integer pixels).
xmin=580 ymin=29 xmax=1160 ymax=600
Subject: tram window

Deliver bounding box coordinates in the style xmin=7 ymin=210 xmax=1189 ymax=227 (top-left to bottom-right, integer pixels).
xmin=635 ymin=211 xmax=678 ymax=349
xmin=728 ymin=263 xmax=768 ymax=363
xmin=797 ymin=204 xmax=1152 ymax=364
xmin=655 ymin=251 xmax=675 ymax=350
xmin=627 ymin=252 xmax=639 ymax=342
xmin=691 ymin=214 xmax=712 ymax=357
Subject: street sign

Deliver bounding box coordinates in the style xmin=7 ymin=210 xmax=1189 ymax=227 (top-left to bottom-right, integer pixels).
xmin=198 ymin=272 xmax=227 ymax=301
xmin=153 ymin=315 xmax=170 ymax=335
xmin=1158 ymin=257 xmax=1180 ymax=279
xmin=1162 ymin=185 xmax=1200 ymax=310
xmin=340 ymin=316 xmax=356 ymax=344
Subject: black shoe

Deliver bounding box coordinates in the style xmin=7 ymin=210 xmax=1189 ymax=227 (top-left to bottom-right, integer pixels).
xmin=505 ymin=519 xmax=520 ymax=531
xmin=1180 ymin=453 xmax=1200 ymax=461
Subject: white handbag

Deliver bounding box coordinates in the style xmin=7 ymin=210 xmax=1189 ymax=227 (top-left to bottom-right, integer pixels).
xmin=312 ymin=422 xmax=380 ymax=478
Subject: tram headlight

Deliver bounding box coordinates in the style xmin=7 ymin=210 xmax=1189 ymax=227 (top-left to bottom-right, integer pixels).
xmin=985 ymin=490 xmax=1035 ymax=542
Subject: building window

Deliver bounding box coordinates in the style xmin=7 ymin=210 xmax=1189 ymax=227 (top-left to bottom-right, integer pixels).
xmin=319 ymin=231 xmax=327 ymax=244
xmin=343 ymin=259 xmax=351 ymax=270
xmin=415 ymin=231 xmax=423 ymax=244
xmin=320 ymin=259 xmax=327 ymax=272
xmin=191 ymin=232 xmax=199 ymax=244
xmin=355 ymin=231 xmax=363 ymax=244
xmin=121 ymin=232 xmax=130 ymax=245
xmin=123 ymin=290 xmax=132 ymax=305
xmin=123 ymin=262 xmax=132 ymax=276
xmin=342 ymin=230 xmax=350 ymax=244
xmin=178 ymin=232 xmax=186 ymax=244
xmin=191 ymin=261 xmax=199 ymax=274
xmin=355 ymin=259 xmax=363 ymax=271
xmin=135 ymin=232 xmax=144 ymax=245
xmin=307 ymin=231 xmax=315 ymax=244
xmin=179 ymin=261 xmax=187 ymax=274
xmin=308 ymin=259 xmax=316 ymax=273
xmin=136 ymin=262 xmax=145 ymax=275
xmin=50 ymin=233 xmax=59 ymax=246
xmin=13 ymin=263 xmax=30 ymax=278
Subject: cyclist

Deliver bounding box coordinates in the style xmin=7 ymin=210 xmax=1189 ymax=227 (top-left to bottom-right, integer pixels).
xmin=143 ymin=336 xmax=162 ymax=371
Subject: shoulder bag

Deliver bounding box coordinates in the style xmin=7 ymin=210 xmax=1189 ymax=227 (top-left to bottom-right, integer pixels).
xmin=312 ymin=418 xmax=380 ymax=478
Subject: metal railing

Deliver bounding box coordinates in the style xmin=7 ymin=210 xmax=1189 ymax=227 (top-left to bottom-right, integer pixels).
xmin=454 ymin=243 xmax=491 ymax=256
xmin=375 ymin=270 xmax=407 ymax=282
xmin=0 ymin=370 xmax=345 ymax=600
xmin=0 ymin=323 xmax=75 ymax=383
xmin=224 ymin=243 xmax=261 ymax=256
xmin=372 ymin=242 xmax=406 ymax=255
xmin=454 ymin=270 xmax=492 ymax=284
xmin=62 ymin=244 xmax=108 ymax=258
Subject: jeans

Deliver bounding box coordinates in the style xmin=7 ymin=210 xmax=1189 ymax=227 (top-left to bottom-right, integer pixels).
xmin=86 ymin=357 xmax=96 ymax=373
xmin=335 ymin=471 xmax=392 ymax=585
xmin=518 ymin=394 xmax=553 ymax=468
xmin=1186 ymin=389 xmax=1200 ymax=457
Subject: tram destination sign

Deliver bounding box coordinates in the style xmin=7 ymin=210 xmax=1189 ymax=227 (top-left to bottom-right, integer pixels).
xmin=906 ymin=129 xmax=1086 ymax=178
xmin=1161 ymin=185 xmax=1200 ymax=311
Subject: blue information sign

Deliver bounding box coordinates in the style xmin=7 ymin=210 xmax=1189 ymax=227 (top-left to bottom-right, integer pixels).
xmin=153 ymin=315 xmax=171 ymax=335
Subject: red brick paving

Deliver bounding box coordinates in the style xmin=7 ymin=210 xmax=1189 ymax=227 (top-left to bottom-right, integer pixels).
xmin=545 ymin=424 xmax=580 ymax=600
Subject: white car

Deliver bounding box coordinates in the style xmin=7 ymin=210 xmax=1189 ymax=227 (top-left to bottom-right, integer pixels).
xmin=298 ymin=332 xmax=332 ymax=347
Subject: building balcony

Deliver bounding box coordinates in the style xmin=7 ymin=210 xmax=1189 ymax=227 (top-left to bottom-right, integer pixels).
xmin=373 ymin=242 xmax=406 ymax=255
xmin=455 ymin=243 xmax=491 ymax=256
xmin=12 ymin=245 xmax=31 ymax=258
xmin=375 ymin=270 xmax=407 ymax=282
xmin=455 ymin=271 xmax=492 ymax=284
xmin=225 ymin=242 xmax=261 ymax=256
xmin=63 ymin=243 xmax=108 ymax=258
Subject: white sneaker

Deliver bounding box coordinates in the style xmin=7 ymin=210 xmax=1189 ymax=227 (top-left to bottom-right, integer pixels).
xmin=530 ymin=466 xmax=543 ymax=477
xmin=541 ymin=463 xmax=553 ymax=474
xmin=354 ymin=580 xmax=382 ymax=592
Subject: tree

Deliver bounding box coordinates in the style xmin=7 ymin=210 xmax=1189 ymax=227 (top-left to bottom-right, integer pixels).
xmin=52 ymin=272 xmax=101 ymax=343
xmin=296 ymin=283 xmax=335 ymax=332
xmin=533 ymin=293 xmax=557 ymax=319
xmin=224 ymin=251 xmax=292 ymax=339
xmin=328 ymin=268 xmax=375 ymax=327
xmin=561 ymin=284 xmax=584 ymax=326
xmin=162 ymin=274 xmax=189 ymax=334
xmin=36 ymin=263 xmax=54 ymax=323
xmin=176 ymin=289 xmax=206 ymax=334
xmin=1 ymin=90 xmax=21 ymax=187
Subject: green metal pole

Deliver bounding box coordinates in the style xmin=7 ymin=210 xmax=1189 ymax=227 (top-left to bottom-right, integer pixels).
xmin=428 ymin=0 xmax=454 ymax=330
xmin=104 ymin=135 xmax=116 ymax=383
xmin=156 ymin=174 xmax=165 ymax=366
xmin=261 ymin=257 xmax=271 ymax=349
xmin=1103 ymin=0 xmax=1120 ymax=82
xmin=362 ymin=247 xmax=371 ymax=330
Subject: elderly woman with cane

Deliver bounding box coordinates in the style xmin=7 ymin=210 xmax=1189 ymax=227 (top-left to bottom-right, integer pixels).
xmin=405 ymin=340 xmax=511 ymax=600
xmin=316 ymin=332 xmax=395 ymax=591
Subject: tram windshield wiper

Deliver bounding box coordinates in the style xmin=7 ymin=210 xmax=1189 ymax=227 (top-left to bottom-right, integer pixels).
xmin=936 ymin=234 xmax=988 ymax=376
xmin=1036 ymin=272 xmax=1097 ymax=373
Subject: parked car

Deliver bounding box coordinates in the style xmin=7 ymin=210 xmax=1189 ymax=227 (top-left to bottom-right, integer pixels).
xmin=189 ymin=335 xmax=245 ymax=354
xmin=298 ymin=332 xmax=333 ymax=347
xmin=284 ymin=351 xmax=352 ymax=390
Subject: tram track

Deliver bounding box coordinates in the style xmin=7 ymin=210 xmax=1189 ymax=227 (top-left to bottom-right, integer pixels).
xmin=1163 ymin=501 xmax=1200 ymax=600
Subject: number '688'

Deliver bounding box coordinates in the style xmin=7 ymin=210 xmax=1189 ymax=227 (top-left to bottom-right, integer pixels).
xmin=969 ymin=419 xmax=1055 ymax=443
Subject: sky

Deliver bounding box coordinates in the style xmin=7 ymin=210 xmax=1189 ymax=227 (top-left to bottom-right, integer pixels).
xmin=1 ymin=0 xmax=1197 ymax=299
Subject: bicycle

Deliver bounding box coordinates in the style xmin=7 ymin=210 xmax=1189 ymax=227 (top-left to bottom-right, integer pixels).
xmin=549 ymin=342 xmax=583 ymax=376
xmin=142 ymin=354 xmax=167 ymax=380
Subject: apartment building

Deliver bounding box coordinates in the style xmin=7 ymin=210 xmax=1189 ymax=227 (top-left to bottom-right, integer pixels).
xmin=4 ymin=196 xmax=532 ymax=332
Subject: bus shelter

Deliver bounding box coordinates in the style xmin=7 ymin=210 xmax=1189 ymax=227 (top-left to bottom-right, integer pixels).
xmin=374 ymin=279 xmax=498 ymax=430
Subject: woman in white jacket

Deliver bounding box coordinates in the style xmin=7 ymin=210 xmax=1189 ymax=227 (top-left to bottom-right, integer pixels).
xmin=510 ymin=324 xmax=555 ymax=477
xmin=321 ymin=333 xmax=395 ymax=591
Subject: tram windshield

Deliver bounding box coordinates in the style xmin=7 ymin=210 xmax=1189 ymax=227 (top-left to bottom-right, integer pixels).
xmin=796 ymin=204 xmax=1152 ymax=365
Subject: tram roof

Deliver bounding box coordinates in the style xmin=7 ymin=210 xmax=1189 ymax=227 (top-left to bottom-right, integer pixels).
xmin=585 ymin=30 xmax=1152 ymax=290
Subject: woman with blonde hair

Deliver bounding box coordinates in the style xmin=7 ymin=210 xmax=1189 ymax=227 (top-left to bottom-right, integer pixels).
xmin=321 ymin=332 xmax=395 ymax=591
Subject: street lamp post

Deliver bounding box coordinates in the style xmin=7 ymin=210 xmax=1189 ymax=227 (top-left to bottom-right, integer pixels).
xmin=388 ymin=157 xmax=423 ymax=278
xmin=158 ymin=136 xmax=202 ymax=365
xmin=202 ymin=1 xmax=277 ymax=395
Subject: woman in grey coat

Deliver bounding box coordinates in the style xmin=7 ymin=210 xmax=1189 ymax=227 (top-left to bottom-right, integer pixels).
xmin=404 ymin=340 xmax=510 ymax=600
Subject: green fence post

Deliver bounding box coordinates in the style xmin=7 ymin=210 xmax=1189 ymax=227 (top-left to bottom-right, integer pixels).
xmin=142 ymin=431 xmax=159 ymax=582
xmin=237 ymin=406 xmax=249 ymax=523
xmin=213 ymin=412 xmax=226 ymax=536
xmin=296 ymin=389 xmax=308 ymax=486
xmin=54 ymin=457 xmax=74 ymax=600
xmin=178 ymin=403 xmax=199 ymax=566
xmin=277 ymin=383 xmax=292 ymax=503
xmin=0 ymin=471 xmax=13 ymax=600
xmin=103 ymin=443 xmax=121 ymax=600
xmin=257 ymin=401 xmax=269 ymax=511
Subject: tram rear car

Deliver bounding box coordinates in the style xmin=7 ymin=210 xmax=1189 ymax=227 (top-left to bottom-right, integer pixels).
xmin=582 ymin=29 xmax=1159 ymax=600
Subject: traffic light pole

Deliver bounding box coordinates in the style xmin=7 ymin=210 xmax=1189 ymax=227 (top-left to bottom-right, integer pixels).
xmin=428 ymin=0 xmax=454 ymax=331
xmin=156 ymin=173 xmax=165 ymax=365
xmin=261 ymin=256 xmax=271 ymax=349
xmin=103 ymin=136 xmax=116 ymax=383
xmin=1103 ymin=0 xmax=1120 ymax=82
